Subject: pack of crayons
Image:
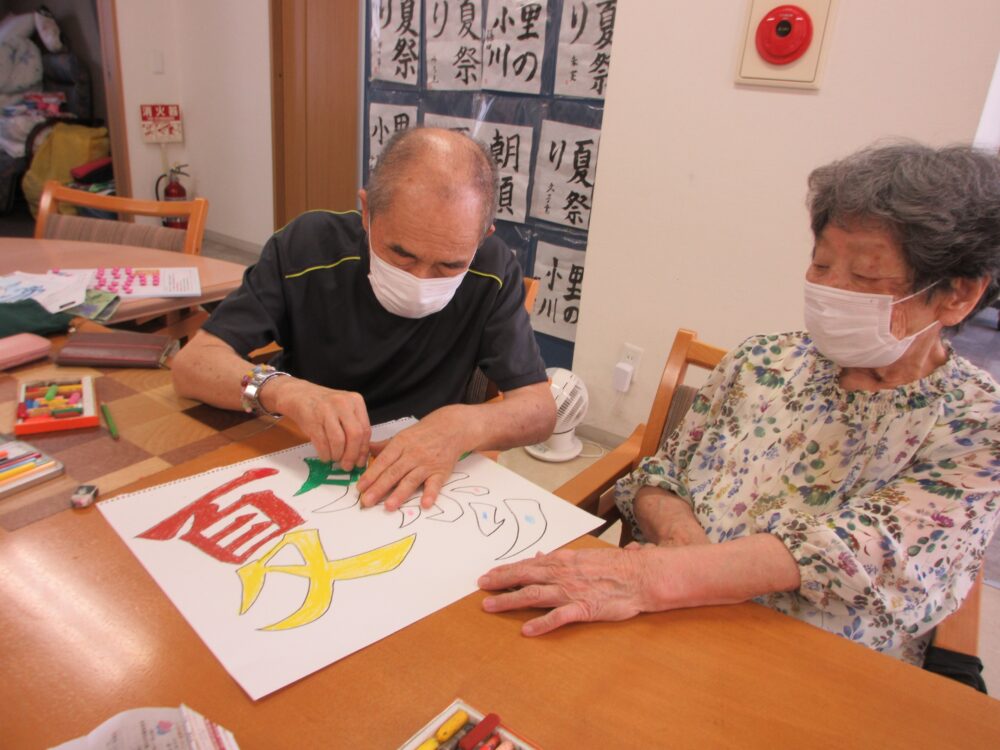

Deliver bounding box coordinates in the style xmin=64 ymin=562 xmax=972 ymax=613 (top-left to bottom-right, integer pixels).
xmin=398 ymin=699 xmax=539 ymax=750
xmin=14 ymin=376 xmax=100 ymax=435
xmin=0 ymin=439 xmax=64 ymax=499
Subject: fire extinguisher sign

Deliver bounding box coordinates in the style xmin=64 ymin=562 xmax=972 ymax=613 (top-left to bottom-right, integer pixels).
xmin=140 ymin=104 xmax=184 ymax=144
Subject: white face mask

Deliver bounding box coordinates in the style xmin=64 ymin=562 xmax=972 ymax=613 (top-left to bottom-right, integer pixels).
xmin=803 ymin=280 xmax=939 ymax=368
xmin=367 ymin=236 xmax=467 ymax=319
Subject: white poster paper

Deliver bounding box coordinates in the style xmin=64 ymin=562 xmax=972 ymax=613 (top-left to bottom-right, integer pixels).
xmin=369 ymin=102 xmax=418 ymax=169
xmin=370 ymin=0 xmax=423 ymax=85
xmin=426 ymin=0 xmax=485 ymax=91
xmin=528 ymin=120 xmax=600 ymax=229
xmin=99 ymin=445 xmax=600 ymax=700
xmin=424 ymin=114 xmax=533 ymax=223
xmin=531 ymin=241 xmax=585 ymax=341
xmin=483 ymin=0 xmax=548 ymax=94
xmin=554 ymin=0 xmax=617 ymax=99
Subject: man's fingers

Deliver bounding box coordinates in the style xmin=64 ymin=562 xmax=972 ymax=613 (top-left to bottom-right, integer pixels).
xmin=382 ymin=471 xmax=426 ymax=512
xmin=359 ymin=452 xmax=409 ymax=507
xmin=418 ymin=473 xmax=446 ymax=509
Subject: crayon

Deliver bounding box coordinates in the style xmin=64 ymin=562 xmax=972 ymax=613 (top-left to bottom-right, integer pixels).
xmin=101 ymin=403 xmax=120 ymax=441
xmin=0 ymin=459 xmax=53 ymax=483
xmin=45 ymin=384 xmax=58 ymax=400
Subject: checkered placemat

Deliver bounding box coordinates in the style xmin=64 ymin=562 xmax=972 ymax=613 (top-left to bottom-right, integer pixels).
xmin=0 ymin=362 xmax=274 ymax=530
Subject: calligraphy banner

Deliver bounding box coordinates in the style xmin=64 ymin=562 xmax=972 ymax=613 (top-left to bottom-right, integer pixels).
xmin=529 ymin=119 xmax=600 ymax=230
xmin=371 ymin=0 xmax=423 ymax=84
xmin=99 ymin=444 xmax=600 ymax=700
xmin=531 ymin=240 xmax=586 ymax=341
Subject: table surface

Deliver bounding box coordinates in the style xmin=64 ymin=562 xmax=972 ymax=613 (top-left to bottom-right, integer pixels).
xmin=2 ymin=423 xmax=1000 ymax=749
xmin=0 ymin=237 xmax=247 ymax=323
xmin=0 ymin=346 xmax=273 ymax=532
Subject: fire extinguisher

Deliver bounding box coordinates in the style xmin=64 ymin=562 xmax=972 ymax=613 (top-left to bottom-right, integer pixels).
xmin=155 ymin=164 xmax=190 ymax=229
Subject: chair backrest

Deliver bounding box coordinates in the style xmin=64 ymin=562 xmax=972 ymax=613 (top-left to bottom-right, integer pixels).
xmin=35 ymin=180 xmax=209 ymax=255
xmin=637 ymin=328 xmax=727 ymax=465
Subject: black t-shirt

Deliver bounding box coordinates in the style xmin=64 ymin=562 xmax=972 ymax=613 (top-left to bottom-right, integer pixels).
xmin=203 ymin=210 xmax=547 ymax=423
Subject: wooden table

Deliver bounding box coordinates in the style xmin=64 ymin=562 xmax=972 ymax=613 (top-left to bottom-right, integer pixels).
xmin=0 ymin=237 xmax=246 ymax=323
xmin=2 ymin=424 xmax=999 ymax=748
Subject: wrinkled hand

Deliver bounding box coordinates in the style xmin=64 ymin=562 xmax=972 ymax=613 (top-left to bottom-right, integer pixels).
xmin=265 ymin=377 xmax=371 ymax=470
xmin=634 ymin=487 xmax=710 ymax=547
xmin=478 ymin=547 xmax=662 ymax=636
xmin=356 ymin=406 xmax=469 ymax=511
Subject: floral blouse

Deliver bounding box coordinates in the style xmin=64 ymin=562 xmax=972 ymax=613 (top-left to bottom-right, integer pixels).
xmin=614 ymin=331 xmax=1000 ymax=665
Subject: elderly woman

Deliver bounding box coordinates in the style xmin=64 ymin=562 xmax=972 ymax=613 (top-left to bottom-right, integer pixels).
xmin=478 ymin=143 xmax=1000 ymax=674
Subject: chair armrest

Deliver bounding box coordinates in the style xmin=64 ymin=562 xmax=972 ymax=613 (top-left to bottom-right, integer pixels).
xmin=553 ymin=425 xmax=644 ymax=516
xmin=933 ymin=573 xmax=983 ymax=657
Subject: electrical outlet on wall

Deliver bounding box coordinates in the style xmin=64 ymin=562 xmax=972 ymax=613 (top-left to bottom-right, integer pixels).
xmin=620 ymin=343 xmax=643 ymax=375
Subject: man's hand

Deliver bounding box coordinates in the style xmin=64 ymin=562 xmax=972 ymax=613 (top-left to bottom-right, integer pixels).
xmin=478 ymin=547 xmax=663 ymax=636
xmin=263 ymin=377 xmax=371 ymax=471
xmin=356 ymin=405 xmax=472 ymax=511
xmin=634 ymin=486 xmax=710 ymax=547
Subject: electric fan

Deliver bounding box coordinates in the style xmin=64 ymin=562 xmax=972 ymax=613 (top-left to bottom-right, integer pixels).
xmin=524 ymin=367 xmax=589 ymax=462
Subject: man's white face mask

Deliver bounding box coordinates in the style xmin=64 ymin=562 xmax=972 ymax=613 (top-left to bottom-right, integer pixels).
xmin=803 ymin=279 xmax=939 ymax=368
xmin=367 ymin=233 xmax=468 ymax=319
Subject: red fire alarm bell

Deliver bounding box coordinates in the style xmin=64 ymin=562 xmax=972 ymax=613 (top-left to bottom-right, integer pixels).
xmin=755 ymin=5 xmax=813 ymax=65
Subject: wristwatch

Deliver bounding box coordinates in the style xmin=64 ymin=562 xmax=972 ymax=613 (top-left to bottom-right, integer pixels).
xmin=240 ymin=365 xmax=289 ymax=417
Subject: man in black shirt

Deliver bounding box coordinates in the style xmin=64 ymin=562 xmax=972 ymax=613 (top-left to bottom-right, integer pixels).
xmin=173 ymin=128 xmax=555 ymax=510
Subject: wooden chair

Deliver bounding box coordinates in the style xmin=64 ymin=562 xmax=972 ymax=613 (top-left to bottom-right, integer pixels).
xmin=35 ymin=180 xmax=208 ymax=255
xmin=554 ymin=328 xmax=726 ymax=528
xmin=553 ymin=327 xmax=983 ymax=667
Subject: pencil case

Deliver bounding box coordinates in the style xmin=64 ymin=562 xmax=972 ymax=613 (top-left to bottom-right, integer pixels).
xmin=0 ymin=333 xmax=52 ymax=371
xmin=55 ymin=331 xmax=178 ymax=368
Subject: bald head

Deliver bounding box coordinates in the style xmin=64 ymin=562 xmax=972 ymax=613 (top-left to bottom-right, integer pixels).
xmin=366 ymin=127 xmax=499 ymax=237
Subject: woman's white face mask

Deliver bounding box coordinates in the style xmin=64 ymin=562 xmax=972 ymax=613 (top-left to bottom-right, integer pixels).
xmin=367 ymin=235 xmax=467 ymax=319
xmin=803 ymin=280 xmax=939 ymax=368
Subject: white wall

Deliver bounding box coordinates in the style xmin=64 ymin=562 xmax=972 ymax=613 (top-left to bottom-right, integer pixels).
xmin=115 ymin=0 xmax=273 ymax=246
xmin=576 ymin=1 xmax=1000 ymax=440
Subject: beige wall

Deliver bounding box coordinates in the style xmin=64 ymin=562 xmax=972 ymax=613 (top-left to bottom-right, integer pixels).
xmin=115 ymin=0 xmax=274 ymax=246
xmin=576 ymin=1 xmax=1000 ymax=440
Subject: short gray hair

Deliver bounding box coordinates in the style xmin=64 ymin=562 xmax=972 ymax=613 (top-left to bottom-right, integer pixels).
xmin=807 ymin=142 xmax=1000 ymax=321
xmin=367 ymin=127 xmax=499 ymax=237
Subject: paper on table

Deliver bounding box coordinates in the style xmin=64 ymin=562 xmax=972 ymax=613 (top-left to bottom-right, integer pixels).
xmin=60 ymin=267 xmax=203 ymax=299
xmin=98 ymin=443 xmax=602 ymax=700
xmin=0 ymin=271 xmax=89 ymax=312
xmin=49 ymin=704 xmax=240 ymax=750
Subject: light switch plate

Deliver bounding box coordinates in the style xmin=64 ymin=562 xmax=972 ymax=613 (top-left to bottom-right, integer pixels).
xmin=736 ymin=0 xmax=836 ymax=90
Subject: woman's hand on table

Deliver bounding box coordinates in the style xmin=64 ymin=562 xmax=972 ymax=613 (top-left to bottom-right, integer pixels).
xmin=478 ymin=546 xmax=665 ymax=636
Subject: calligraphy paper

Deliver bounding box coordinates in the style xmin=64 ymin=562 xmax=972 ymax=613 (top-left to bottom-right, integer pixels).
xmin=528 ymin=120 xmax=600 ymax=229
xmin=99 ymin=445 xmax=600 ymax=700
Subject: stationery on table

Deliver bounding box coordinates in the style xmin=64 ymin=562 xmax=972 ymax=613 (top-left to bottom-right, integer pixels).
xmin=0 ymin=333 xmax=51 ymax=371
xmin=399 ymin=699 xmax=539 ymax=750
xmin=14 ymin=376 xmax=100 ymax=435
xmin=0 ymin=270 xmax=90 ymax=313
xmin=64 ymin=288 xmax=121 ymax=323
xmin=55 ymin=330 xmax=179 ymax=368
xmin=58 ymin=267 xmax=203 ymax=299
xmin=50 ymin=704 xmax=240 ymax=750
xmin=0 ymin=439 xmax=64 ymax=499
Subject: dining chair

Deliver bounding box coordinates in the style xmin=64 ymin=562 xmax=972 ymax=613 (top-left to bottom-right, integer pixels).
xmin=35 ymin=180 xmax=209 ymax=255
xmin=552 ymin=326 xmax=984 ymax=685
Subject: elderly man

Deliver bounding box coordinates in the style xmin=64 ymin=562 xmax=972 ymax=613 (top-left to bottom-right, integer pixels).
xmin=173 ymin=128 xmax=555 ymax=510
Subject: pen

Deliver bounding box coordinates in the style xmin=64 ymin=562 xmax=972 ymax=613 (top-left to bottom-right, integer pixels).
xmin=101 ymin=403 xmax=120 ymax=440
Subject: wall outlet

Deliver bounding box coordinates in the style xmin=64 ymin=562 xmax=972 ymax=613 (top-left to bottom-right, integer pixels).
xmin=620 ymin=343 xmax=643 ymax=375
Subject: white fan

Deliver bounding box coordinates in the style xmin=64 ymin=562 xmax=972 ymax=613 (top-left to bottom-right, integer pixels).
xmin=525 ymin=367 xmax=589 ymax=462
